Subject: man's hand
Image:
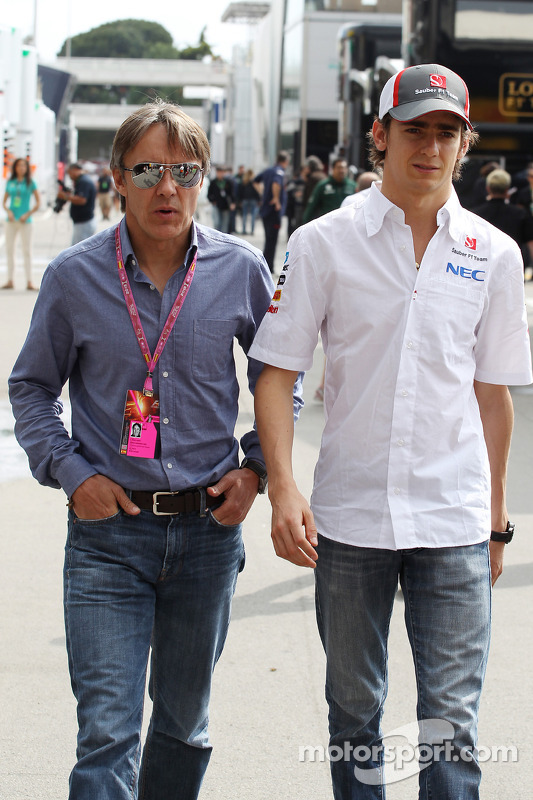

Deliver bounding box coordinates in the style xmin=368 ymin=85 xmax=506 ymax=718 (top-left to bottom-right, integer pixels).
xmin=70 ymin=474 xmax=140 ymax=520
xmin=207 ymin=468 xmax=260 ymax=526
xmin=489 ymin=539 xmax=505 ymax=586
xmin=269 ymin=482 xmax=318 ymax=568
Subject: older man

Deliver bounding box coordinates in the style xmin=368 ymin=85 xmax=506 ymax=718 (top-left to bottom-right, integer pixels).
xmin=9 ymin=101 xmax=289 ymax=800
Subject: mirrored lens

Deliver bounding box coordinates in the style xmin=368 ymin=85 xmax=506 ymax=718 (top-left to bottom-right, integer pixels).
xmin=171 ymin=163 xmax=202 ymax=187
xmin=130 ymin=163 xmax=202 ymax=189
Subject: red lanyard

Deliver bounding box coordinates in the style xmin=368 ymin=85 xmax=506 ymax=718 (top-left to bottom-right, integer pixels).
xmin=115 ymin=225 xmax=197 ymax=395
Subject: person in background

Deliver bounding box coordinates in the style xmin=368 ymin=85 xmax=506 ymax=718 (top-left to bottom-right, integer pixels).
xmin=340 ymin=170 xmax=380 ymax=207
xmin=302 ymin=158 xmax=356 ymax=223
xmin=97 ymin=167 xmax=114 ymax=221
xmin=238 ymin=169 xmax=261 ymax=235
xmin=207 ymin=165 xmax=236 ymax=234
xmin=56 ymin=163 xmax=97 ymax=245
xmin=250 ymin=63 xmax=532 ymax=799
xmin=302 ymin=155 xmax=326 ymax=209
xmin=9 ymin=99 xmax=289 ymax=800
xmin=2 ymin=157 xmax=40 ymax=290
xmin=230 ymin=164 xmax=246 ymax=233
xmin=513 ymin=161 xmax=533 ymax=216
xmin=473 ymin=168 xmax=533 ymax=277
xmin=254 ymin=151 xmax=290 ymax=273
xmin=285 ymin=166 xmax=307 ymax=237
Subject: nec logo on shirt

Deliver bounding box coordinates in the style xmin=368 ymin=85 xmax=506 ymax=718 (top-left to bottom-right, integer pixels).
xmin=446 ymin=263 xmax=485 ymax=281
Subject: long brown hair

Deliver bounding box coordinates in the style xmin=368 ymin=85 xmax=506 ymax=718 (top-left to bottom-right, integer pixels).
xmin=10 ymin=158 xmax=32 ymax=186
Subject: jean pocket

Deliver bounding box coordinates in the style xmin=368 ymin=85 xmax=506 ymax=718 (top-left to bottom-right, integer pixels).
xmin=72 ymin=509 xmax=123 ymax=526
xmin=207 ymin=508 xmax=239 ymax=531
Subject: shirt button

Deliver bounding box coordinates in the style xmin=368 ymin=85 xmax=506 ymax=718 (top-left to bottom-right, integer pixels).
xmin=167 ymin=463 xmax=173 ymax=469
xmin=397 ymin=439 xmax=405 ymax=447
xmin=150 ymin=285 xmax=156 ymax=291
xmin=131 ymin=259 xmax=137 ymax=266
xmin=400 ymin=245 xmax=406 ymax=252
xmin=394 ymin=487 xmax=401 ymax=495
xmin=162 ymin=371 xmax=169 ymax=378
xmin=163 ymin=417 xmax=169 ymax=425
xmin=406 ymin=341 xmax=414 ymax=349
xmin=401 ymin=390 xmax=409 ymax=397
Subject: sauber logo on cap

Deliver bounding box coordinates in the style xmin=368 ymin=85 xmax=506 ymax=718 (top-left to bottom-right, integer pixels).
xmin=465 ymin=237 xmax=477 ymax=250
xmin=430 ymin=74 xmax=446 ymax=88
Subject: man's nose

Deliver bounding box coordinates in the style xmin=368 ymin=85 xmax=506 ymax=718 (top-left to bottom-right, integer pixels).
xmin=157 ymin=167 xmax=178 ymax=192
xmin=420 ymin=134 xmax=439 ymax=154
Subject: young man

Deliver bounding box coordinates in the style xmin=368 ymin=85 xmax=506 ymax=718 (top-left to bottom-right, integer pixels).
xmin=250 ymin=64 xmax=532 ymax=798
xmin=9 ymin=101 xmax=285 ymax=800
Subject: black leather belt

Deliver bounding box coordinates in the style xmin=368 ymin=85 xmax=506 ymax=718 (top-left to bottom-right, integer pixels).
xmin=129 ymin=488 xmax=222 ymax=516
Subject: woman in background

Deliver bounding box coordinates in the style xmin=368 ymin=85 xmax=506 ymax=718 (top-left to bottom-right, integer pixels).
xmin=3 ymin=158 xmax=40 ymax=290
xmin=238 ymin=169 xmax=260 ymax=235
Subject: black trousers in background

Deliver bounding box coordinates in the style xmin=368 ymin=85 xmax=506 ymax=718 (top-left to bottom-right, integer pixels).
xmin=261 ymin=212 xmax=281 ymax=273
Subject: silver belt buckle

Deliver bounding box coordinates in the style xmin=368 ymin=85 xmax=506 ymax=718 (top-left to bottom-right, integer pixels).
xmin=152 ymin=490 xmax=177 ymax=516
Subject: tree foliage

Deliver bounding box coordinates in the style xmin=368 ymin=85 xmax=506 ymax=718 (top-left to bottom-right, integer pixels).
xmin=58 ymin=18 xmax=214 ymax=61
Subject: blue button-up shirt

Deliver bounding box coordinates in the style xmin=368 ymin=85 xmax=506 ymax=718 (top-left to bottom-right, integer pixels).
xmin=9 ymin=218 xmax=287 ymax=497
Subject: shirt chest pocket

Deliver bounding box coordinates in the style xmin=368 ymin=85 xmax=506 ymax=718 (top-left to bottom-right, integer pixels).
xmin=192 ymin=319 xmax=239 ymax=381
xmin=422 ymin=279 xmax=484 ymax=362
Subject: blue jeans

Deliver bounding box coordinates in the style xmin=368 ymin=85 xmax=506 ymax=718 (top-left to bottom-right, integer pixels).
xmin=241 ymin=200 xmax=258 ymax=234
xmin=64 ymin=507 xmax=244 ymax=800
xmin=72 ymin=219 xmax=97 ymax=245
xmin=211 ymin=207 xmax=230 ymax=233
xmin=315 ymin=536 xmax=491 ymax=800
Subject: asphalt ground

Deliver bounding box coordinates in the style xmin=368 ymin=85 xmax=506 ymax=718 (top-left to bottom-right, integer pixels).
xmin=0 ymin=203 xmax=532 ymax=799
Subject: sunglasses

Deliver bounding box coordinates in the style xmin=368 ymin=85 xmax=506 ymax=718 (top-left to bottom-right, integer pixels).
xmin=123 ymin=162 xmax=204 ymax=189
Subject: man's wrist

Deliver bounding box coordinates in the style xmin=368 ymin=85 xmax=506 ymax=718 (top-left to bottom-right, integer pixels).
xmin=240 ymin=458 xmax=268 ymax=494
xmin=490 ymin=521 xmax=515 ymax=543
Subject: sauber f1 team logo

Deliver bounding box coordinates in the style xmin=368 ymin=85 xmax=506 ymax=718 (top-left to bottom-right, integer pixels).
xmin=430 ymin=74 xmax=446 ymax=89
xmin=465 ymin=237 xmax=477 ymax=250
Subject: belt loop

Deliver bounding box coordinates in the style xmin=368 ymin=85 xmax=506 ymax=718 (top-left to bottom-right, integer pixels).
xmin=198 ymin=486 xmax=207 ymax=517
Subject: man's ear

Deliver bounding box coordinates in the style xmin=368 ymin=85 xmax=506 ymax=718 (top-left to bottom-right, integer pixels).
xmin=112 ymin=167 xmax=127 ymax=201
xmin=460 ymin=134 xmax=471 ymax=159
xmin=372 ymin=119 xmax=387 ymax=152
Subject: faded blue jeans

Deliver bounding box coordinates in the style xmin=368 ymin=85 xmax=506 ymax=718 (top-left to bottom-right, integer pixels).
xmin=64 ymin=506 xmax=244 ymax=800
xmin=315 ymin=536 xmax=491 ymax=800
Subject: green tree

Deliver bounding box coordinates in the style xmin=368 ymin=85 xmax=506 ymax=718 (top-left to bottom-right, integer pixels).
xmin=179 ymin=26 xmax=214 ymax=60
xmin=58 ymin=19 xmax=215 ymax=61
xmin=57 ymin=19 xmax=178 ymax=59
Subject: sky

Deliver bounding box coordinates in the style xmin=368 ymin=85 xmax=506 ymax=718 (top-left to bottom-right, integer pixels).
xmin=7 ymin=0 xmax=254 ymax=62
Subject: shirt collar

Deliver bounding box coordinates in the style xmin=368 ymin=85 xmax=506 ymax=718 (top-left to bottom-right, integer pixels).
xmin=119 ymin=216 xmax=198 ymax=280
xmin=363 ymin=182 xmax=465 ymax=244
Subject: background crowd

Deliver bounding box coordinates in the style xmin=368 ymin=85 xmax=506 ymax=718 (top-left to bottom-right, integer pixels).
xmin=4 ymin=151 xmax=533 ymax=291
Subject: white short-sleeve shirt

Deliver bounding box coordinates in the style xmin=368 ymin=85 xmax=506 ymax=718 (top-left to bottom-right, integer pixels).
xmin=249 ymin=184 xmax=533 ymax=549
